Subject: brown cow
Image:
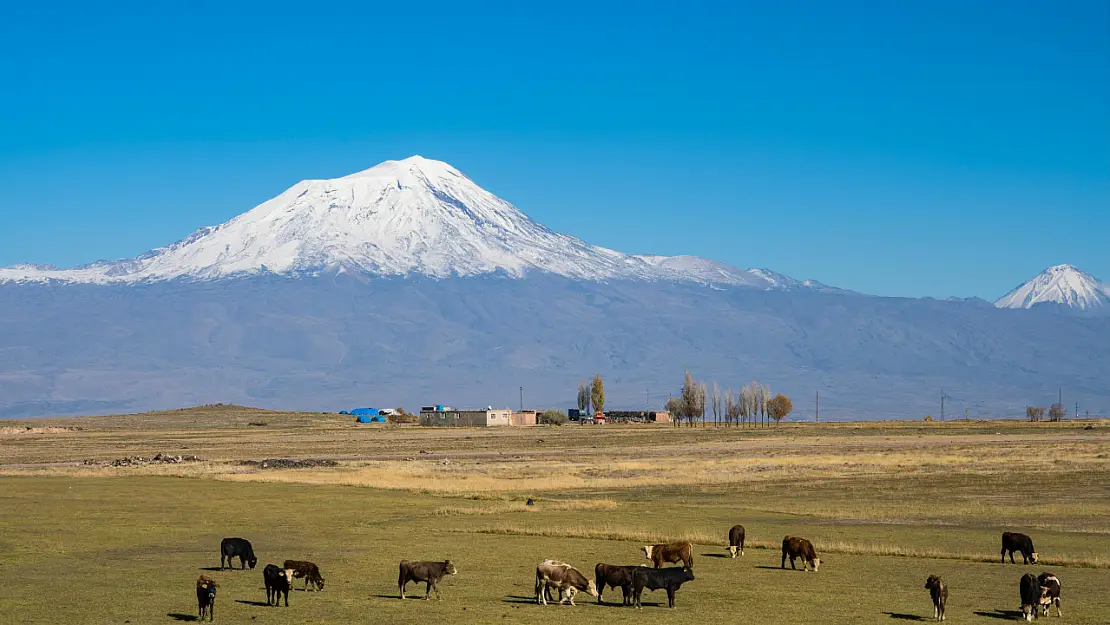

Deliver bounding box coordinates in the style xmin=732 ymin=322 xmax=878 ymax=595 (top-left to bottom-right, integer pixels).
xmin=283 ymin=560 xmax=325 ymax=591
xmin=781 ymin=536 xmax=820 ymax=572
xmin=728 ymin=525 xmax=746 ymax=558
xmin=641 ymin=542 xmax=694 ymax=569
xmin=398 ymin=560 xmax=457 ymax=600
xmin=195 ymin=576 xmax=216 ymax=622
xmin=535 ymin=560 xmax=597 ymax=606
xmin=924 ymin=575 xmax=947 ymax=622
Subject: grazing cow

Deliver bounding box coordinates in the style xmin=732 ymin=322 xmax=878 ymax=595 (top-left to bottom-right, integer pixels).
xmin=398 ymin=560 xmax=457 ymax=600
xmin=641 ymin=541 xmax=694 ymax=569
xmin=781 ymin=536 xmax=821 ymax=572
xmin=728 ymin=525 xmax=746 ymax=558
xmin=195 ymin=576 xmax=216 ymax=622
xmin=924 ymin=575 xmax=947 ymax=622
xmin=263 ymin=564 xmax=293 ymax=607
xmin=219 ymin=537 xmax=257 ymax=570
xmin=1037 ymin=572 xmax=1062 ymax=617
xmin=594 ymin=563 xmax=643 ymax=605
xmin=631 ymin=566 xmax=695 ymax=609
xmin=1002 ymin=532 xmax=1038 ymax=565
xmin=534 ymin=561 xmax=597 ymax=606
xmin=1020 ymin=573 xmax=1041 ymax=621
xmin=283 ymin=560 xmax=325 ymax=591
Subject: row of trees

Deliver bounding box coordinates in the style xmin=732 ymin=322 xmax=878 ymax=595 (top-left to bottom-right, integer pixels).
xmin=576 ymin=374 xmax=606 ymax=415
xmin=1026 ymin=403 xmax=1066 ymax=422
xmin=667 ymin=371 xmax=792 ymax=427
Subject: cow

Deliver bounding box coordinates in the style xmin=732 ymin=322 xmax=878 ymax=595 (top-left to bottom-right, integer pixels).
xmin=594 ymin=563 xmax=643 ymax=605
xmin=283 ymin=560 xmax=325 ymax=591
xmin=1002 ymin=532 xmax=1038 ymax=565
xmin=781 ymin=536 xmax=820 ymax=572
xmin=1037 ymin=572 xmax=1062 ymax=617
xmin=1020 ymin=573 xmax=1041 ymax=622
xmin=924 ymin=575 xmax=947 ymax=622
xmin=398 ymin=560 xmax=457 ymax=600
xmin=631 ymin=566 xmax=695 ymax=609
xmin=728 ymin=525 xmax=746 ymax=558
xmin=195 ymin=576 xmax=216 ymax=622
xmin=534 ymin=560 xmax=597 ymax=606
xmin=219 ymin=537 xmax=257 ymax=570
xmin=641 ymin=541 xmax=694 ymax=569
xmin=263 ymin=564 xmax=293 ymax=607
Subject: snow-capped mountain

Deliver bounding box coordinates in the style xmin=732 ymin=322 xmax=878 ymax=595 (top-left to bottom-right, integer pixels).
xmin=0 ymin=156 xmax=820 ymax=290
xmin=995 ymin=264 xmax=1109 ymax=311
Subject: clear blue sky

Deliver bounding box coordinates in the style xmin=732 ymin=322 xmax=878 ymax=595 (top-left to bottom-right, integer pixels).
xmin=1 ymin=0 xmax=1107 ymax=299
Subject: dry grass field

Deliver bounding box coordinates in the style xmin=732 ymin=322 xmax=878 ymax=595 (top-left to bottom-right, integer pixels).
xmin=1 ymin=405 xmax=1108 ymax=624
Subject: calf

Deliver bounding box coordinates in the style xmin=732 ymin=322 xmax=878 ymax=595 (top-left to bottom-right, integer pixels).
xmin=220 ymin=537 xmax=257 ymax=570
xmin=398 ymin=560 xmax=457 ymax=600
xmin=195 ymin=576 xmax=216 ymax=622
xmin=641 ymin=541 xmax=694 ymax=569
xmin=631 ymin=566 xmax=695 ymax=608
xmin=594 ymin=563 xmax=642 ymax=605
xmin=1019 ymin=573 xmax=1041 ymax=622
xmin=534 ymin=561 xmax=597 ymax=606
xmin=263 ymin=564 xmax=293 ymax=607
xmin=283 ymin=560 xmax=325 ymax=591
xmin=1037 ymin=572 xmax=1061 ymax=617
xmin=781 ymin=536 xmax=821 ymax=572
xmin=728 ymin=525 xmax=746 ymax=558
xmin=924 ymin=575 xmax=947 ymax=622
xmin=1002 ymin=532 xmax=1038 ymax=565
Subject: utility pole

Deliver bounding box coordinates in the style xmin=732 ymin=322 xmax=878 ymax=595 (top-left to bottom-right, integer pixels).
xmin=1076 ymin=401 xmax=1079 ymax=419
xmin=941 ymin=391 xmax=945 ymax=421
xmin=519 ymin=386 xmax=523 ymax=412
xmin=815 ymin=390 xmax=820 ymax=423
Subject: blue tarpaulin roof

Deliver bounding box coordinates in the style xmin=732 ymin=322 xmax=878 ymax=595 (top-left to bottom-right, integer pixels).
xmin=350 ymin=408 xmax=379 ymax=415
xmin=356 ymin=415 xmax=387 ymax=423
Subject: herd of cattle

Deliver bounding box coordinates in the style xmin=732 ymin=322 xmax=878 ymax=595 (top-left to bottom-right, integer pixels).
xmin=188 ymin=528 xmax=1063 ymax=621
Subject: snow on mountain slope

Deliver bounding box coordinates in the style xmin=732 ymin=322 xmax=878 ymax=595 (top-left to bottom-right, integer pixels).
xmin=0 ymin=156 xmax=821 ymax=289
xmin=995 ymin=264 xmax=1109 ymax=311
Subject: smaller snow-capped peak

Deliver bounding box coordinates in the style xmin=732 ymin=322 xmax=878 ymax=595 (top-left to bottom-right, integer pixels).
xmin=995 ymin=264 xmax=1109 ymax=311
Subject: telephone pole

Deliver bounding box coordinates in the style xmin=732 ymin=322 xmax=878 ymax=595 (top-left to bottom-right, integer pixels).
xmin=519 ymin=386 xmax=523 ymax=412
xmin=815 ymin=390 xmax=820 ymax=423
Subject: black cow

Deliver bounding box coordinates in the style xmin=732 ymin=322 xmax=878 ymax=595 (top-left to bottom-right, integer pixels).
xmin=1002 ymin=532 xmax=1038 ymax=565
xmin=398 ymin=560 xmax=457 ymax=600
xmin=220 ymin=537 xmax=257 ymax=570
xmin=728 ymin=525 xmax=746 ymax=558
xmin=631 ymin=566 xmax=695 ymax=609
xmin=263 ymin=564 xmax=292 ymax=607
xmin=1019 ymin=573 xmax=1041 ymax=622
xmin=924 ymin=575 xmax=947 ymax=622
xmin=195 ymin=576 xmax=216 ymax=622
xmin=1037 ymin=572 xmax=1061 ymax=617
xmin=594 ymin=563 xmax=642 ymax=605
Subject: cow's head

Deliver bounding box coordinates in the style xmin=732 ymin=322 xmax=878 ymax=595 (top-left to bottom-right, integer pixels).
xmin=585 ymin=580 xmax=599 ymax=597
xmin=284 ymin=569 xmax=295 ymax=588
xmin=925 ymin=575 xmax=941 ymax=589
xmin=682 ymin=567 xmax=695 ymax=581
xmin=247 ymin=557 xmax=258 ymax=569
xmin=809 ymin=557 xmax=821 ymax=572
xmin=315 ymin=577 xmax=326 ymax=591
xmin=728 ymin=546 xmax=738 ymax=557
xmin=444 ymin=560 xmax=458 ymax=575
xmin=1029 ymin=552 xmax=1038 ymax=564
xmin=641 ymin=545 xmax=654 ymax=560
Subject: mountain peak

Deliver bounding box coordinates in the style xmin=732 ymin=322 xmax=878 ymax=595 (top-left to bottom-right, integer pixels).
xmin=0 ymin=157 xmax=820 ymax=290
xmin=995 ymin=264 xmax=1109 ymax=311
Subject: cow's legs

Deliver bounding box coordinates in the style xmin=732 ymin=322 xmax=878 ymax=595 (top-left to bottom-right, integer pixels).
xmin=781 ymin=552 xmax=787 ymax=568
xmin=400 ymin=579 xmax=407 ymax=600
xmin=424 ymin=580 xmax=432 ymax=600
xmin=433 ymin=578 xmax=441 ymax=600
xmin=667 ymin=588 xmax=676 ymax=608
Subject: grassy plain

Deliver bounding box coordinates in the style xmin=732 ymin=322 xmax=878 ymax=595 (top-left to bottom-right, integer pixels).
xmin=1 ymin=406 xmax=1108 ymax=624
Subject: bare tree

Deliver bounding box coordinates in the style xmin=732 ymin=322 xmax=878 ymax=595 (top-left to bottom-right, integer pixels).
xmin=681 ymin=371 xmax=700 ymax=428
xmin=698 ymin=383 xmax=708 ymax=427
xmin=666 ymin=396 xmax=685 ymax=427
xmin=739 ymin=384 xmax=753 ymax=427
xmin=577 ymin=382 xmax=589 ymax=414
xmin=1048 ymin=402 xmax=1065 ymax=421
xmin=1026 ymin=405 xmax=1044 ymax=422
xmin=726 ymin=389 xmax=742 ymax=426
xmin=711 ymin=381 xmax=721 ymax=427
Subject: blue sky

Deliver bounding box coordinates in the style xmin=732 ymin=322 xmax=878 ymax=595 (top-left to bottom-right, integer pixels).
xmin=1 ymin=0 xmax=1107 ymax=299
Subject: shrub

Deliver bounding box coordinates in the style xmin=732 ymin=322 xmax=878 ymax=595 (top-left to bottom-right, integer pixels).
xmin=538 ymin=410 xmax=567 ymax=426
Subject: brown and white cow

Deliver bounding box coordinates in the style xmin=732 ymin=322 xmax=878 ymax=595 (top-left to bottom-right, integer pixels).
xmin=283 ymin=560 xmax=325 ymax=591
xmin=641 ymin=541 xmax=694 ymax=569
xmin=534 ymin=560 xmax=597 ymax=606
xmin=1037 ymin=572 xmax=1061 ymax=617
xmin=728 ymin=525 xmax=746 ymax=558
xmin=781 ymin=536 xmax=820 ymax=572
